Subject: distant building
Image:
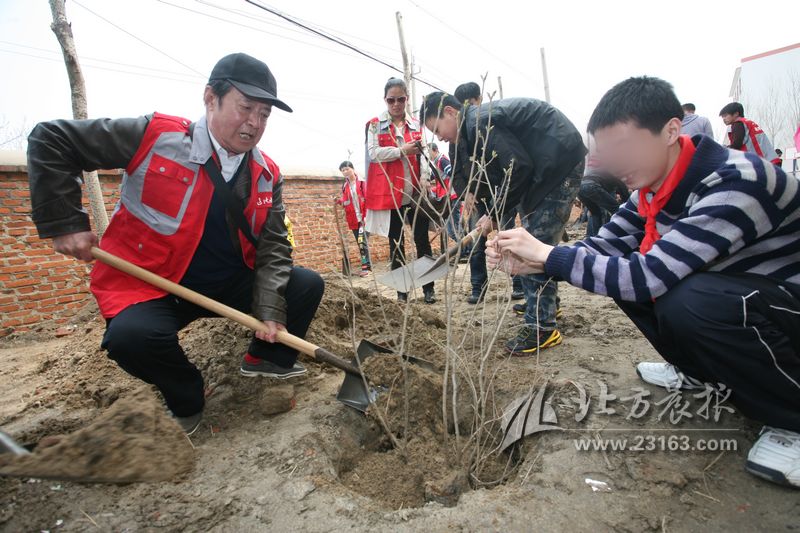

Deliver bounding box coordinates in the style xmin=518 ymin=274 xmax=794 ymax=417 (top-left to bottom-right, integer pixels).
xmin=728 ymin=42 xmax=800 ymax=175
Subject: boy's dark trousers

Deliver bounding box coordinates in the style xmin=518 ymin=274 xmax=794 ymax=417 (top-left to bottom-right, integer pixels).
xmin=352 ymin=227 xmax=371 ymax=269
xmin=101 ymin=267 xmax=324 ymax=417
xmin=616 ymin=272 xmax=800 ymax=432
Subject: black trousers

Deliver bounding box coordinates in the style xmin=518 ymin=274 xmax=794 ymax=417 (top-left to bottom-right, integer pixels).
xmin=388 ymin=203 xmax=434 ymax=293
xmin=101 ymin=267 xmax=324 ymax=417
xmin=617 ymin=272 xmax=800 ymax=431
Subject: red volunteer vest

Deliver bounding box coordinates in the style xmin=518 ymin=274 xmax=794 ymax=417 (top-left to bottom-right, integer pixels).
xmin=430 ymin=155 xmax=457 ymax=201
xmin=90 ymin=112 xmax=280 ymax=318
xmin=339 ymin=178 xmax=367 ymax=230
xmin=729 ymin=117 xmax=766 ymax=156
xmin=365 ymin=117 xmax=422 ymax=210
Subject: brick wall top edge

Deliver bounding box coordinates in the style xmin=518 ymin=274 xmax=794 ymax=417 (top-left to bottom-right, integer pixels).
xmin=1 ymin=150 xmax=342 ymax=180
xmin=0 ymin=170 xmax=341 ymax=183
xmin=0 ymin=166 xmax=123 ymax=176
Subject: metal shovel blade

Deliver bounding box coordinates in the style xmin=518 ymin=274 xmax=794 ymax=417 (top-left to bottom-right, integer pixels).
xmin=377 ymin=256 xmax=449 ymax=292
xmin=0 ymin=430 xmax=30 ymax=457
xmin=335 ymin=340 xmax=390 ymax=412
xmin=377 ymin=225 xmax=483 ymax=292
xmin=335 ymin=340 xmax=437 ymax=412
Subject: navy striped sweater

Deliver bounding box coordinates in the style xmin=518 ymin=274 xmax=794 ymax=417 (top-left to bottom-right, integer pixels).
xmin=545 ymin=135 xmax=800 ymax=302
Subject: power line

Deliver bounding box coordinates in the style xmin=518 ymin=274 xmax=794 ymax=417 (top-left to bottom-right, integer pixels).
xmin=196 ymin=0 xmax=401 ymax=58
xmin=243 ymin=0 xmax=445 ymax=91
xmin=0 ymin=44 xmax=366 ymax=105
xmin=156 ymin=0 xmax=397 ymax=65
xmin=0 ymin=48 xmax=343 ymax=154
xmin=0 ymin=47 xmax=202 ymax=84
xmin=405 ymin=0 xmax=536 ymax=84
xmin=0 ymin=40 xmax=203 ymax=79
xmin=72 ymin=0 xmax=205 ymax=77
xmin=191 ymin=0 xmax=452 ymax=88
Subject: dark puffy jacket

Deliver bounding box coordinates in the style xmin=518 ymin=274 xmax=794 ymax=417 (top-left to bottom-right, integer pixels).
xmin=452 ymin=97 xmax=587 ymax=216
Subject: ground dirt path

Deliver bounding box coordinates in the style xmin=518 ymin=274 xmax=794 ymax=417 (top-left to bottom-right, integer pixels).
xmin=1 ymin=239 xmax=797 ymax=531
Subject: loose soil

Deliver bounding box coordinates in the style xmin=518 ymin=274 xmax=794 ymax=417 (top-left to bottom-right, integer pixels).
xmin=1 ymin=226 xmax=797 ymax=531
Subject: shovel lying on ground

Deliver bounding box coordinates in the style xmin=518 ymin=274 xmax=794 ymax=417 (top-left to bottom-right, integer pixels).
xmin=377 ymin=217 xmax=486 ymax=292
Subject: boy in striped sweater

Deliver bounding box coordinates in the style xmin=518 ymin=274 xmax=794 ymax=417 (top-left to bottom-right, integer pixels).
xmin=487 ymin=77 xmax=800 ymax=488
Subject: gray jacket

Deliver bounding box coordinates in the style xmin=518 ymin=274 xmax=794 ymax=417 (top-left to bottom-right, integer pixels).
xmin=681 ymin=113 xmax=714 ymax=138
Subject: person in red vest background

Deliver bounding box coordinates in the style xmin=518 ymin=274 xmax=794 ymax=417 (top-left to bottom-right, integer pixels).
xmin=719 ymin=102 xmax=781 ymax=166
xmin=428 ymin=142 xmax=462 ymax=247
xmin=26 ymin=53 xmax=325 ymax=435
xmin=364 ymin=77 xmax=435 ymax=304
xmin=336 ymin=160 xmax=371 ymax=276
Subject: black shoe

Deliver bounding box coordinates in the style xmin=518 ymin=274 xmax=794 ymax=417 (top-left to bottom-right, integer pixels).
xmin=511 ymin=290 xmax=525 ymax=300
xmin=467 ymin=293 xmax=484 ymax=305
xmin=397 ymin=292 xmax=408 ymax=303
xmin=240 ymin=359 xmax=307 ymax=379
xmin=505 ymin=326 xmax=563 ymax=356
xmin=424 ymin=290 xmax=436 ymax=304
xmin=173 ymin=410 xmax=203 ymax=435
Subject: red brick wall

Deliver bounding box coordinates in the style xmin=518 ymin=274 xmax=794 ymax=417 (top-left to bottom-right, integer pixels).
xmin=282 ymin=175 xmax=392 ymax=272
xmin=0 ymin=166 xmax=409 ymax=335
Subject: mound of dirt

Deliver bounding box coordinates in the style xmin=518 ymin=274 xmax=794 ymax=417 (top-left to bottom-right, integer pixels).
xmin=339 ymin=352 xmax=462 ymax=508
xmin=331 ymin=348 xmax=519 ymax=509
xmin=0 ymin=386 xmax=194 ymax=483
xmin=307 ymin=282 xmax=448 ymax=362
xmin=4 ymin=274 xmax=520 ymax=508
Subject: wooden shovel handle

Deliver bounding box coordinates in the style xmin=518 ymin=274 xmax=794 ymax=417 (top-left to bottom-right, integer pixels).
xmin=429 ymin=221 xmax=485 ymax=271
xmin=90 ymin=247 xmax=363 ymax=377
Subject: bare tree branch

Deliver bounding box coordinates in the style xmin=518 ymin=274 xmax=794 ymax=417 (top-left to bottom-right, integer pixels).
xmin=48 ymin=0 xmax=109 ymax=235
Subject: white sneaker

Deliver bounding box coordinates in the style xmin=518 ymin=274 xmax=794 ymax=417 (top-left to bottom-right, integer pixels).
xmin=635 ymin=362 xmax=706 ymax=390
xmin=746 ymin=426 xmax=800 ymax=488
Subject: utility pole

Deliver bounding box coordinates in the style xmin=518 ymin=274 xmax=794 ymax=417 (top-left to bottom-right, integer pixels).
xmin=49 ymin=0 xmax=109 ymax=236
xmin=395 ymin=11 xmax=413 ymax=117
xmin=540 ymin=47 xmax=551 ymax=103
xmin=410 ymin=52 xmax=420 ymax=113
xmin=497 ymin=76 xmax=504 ymax=99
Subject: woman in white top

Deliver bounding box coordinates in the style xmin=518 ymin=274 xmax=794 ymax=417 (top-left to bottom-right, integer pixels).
xmin=364 ymin=78 xmax=435 ymax=303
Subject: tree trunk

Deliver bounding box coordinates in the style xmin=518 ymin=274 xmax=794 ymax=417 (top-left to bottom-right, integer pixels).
xmin=48 ymin=0 xmax=109 ymax=236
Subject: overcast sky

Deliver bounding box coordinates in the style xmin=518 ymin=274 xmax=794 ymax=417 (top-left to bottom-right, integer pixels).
xmin=0 ymin=0 xmax=796 ymax=175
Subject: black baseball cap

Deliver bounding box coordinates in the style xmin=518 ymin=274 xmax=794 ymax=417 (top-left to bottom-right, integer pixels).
xmin=209 ymin=53 xmax=292 ymax=113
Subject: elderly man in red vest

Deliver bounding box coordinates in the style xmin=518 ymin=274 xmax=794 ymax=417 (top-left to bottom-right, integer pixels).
xmin=26 ymin=53 xmax=324 ymax=434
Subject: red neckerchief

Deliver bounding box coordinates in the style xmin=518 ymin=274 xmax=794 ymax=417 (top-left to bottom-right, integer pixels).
xmin=638 ymin=135 xmax=696 ymax=254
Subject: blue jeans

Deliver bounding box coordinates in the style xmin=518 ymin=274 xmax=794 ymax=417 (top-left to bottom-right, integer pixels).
xmin=469 ymin=205 xmax=525 ymax=297
xmin=446 ymin=199 xmax=461 ymax=242
xmin=520 ymin=172 xmax=582 ymax=330
xmin=578 ymin=179 xmax=620 ymax=238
